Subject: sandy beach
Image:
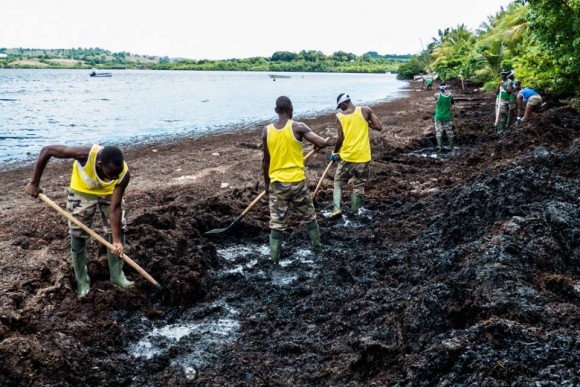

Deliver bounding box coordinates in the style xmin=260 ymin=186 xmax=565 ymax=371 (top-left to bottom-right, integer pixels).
xmin=0 ymin=81 xmax=579 ymax=385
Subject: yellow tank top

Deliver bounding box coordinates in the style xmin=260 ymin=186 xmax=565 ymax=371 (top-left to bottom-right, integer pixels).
xmin=70 ymin=144 xmax=128 ymax=196
xmin=267 ymin=120 xmax=305 ymax=183
xmin=337 ymin=106 xmax=371 ymax=162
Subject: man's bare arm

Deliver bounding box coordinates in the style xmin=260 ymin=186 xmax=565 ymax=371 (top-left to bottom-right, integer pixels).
xmin=334 ymin=117 xmax=344 ymax=154
xmin=261 ymin=126 xmax=271 ymax=188
xmin=25 ymin=145 xmax=91 ymax=197
xmin=294 ymin=122 xmax=330 ymax=149
xmin=363 ymin=107 xmax=382 ymax=131
xmin=109 ymin=181 xmax=128 ymax=257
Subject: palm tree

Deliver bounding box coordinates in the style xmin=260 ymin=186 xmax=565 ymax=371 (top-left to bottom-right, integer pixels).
xmin=475 ymin=3 xmax=528 ymax=75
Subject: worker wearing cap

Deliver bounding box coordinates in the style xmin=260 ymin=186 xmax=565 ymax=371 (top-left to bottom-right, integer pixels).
xmin=434 ymin=84 xmax=455 ymax=153
xmin=330 ymin=93 xmax=382 ymax=218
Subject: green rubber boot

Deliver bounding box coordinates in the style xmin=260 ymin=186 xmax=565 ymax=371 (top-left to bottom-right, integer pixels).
xmin=107 ymin=234 xmax=134 ymax=289
xmin=449 ymin=136 xmax=455 ymax=151
xmin=436 ymin=136 xmax=443 ymax=153
xmin=306 ymin=220 xmax=322 ymax=255
xmin=330 ymin=187 xmax=342 ymax=218
xmin=71 ymin=236 xmax=90 ymax=298
xmin=269 ymin=229 xmax=284 ymax=264
xmin=351 ymin=193 xmax=363 ymax=215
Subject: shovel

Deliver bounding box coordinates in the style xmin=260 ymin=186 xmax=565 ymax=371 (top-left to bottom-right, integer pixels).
xmin=38 ymin=193 xmax=162 ymax=290
xmin=205 ymin=138 xmax=329 ymax=235
xmin=313 ymin=160 xmax=334 ymax=199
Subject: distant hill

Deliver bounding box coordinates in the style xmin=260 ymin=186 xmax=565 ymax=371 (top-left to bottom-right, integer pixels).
xmin=364 ymin=51 xmax=412 ymax=60
xmin=0 ymin=47 xmax=409 ymax=73
xmin=0 ymin=47 xmax=170 ymax=69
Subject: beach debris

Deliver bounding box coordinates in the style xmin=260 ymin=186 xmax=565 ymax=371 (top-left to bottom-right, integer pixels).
xmin=184 ymin=367 xmax=197 ymax=380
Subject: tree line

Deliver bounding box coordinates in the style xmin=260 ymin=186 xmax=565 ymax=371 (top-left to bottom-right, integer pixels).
xmin=0 ymin=47 xmax=408 ymax=74
xmin=396 ymin=0 xmax=579 ymax=97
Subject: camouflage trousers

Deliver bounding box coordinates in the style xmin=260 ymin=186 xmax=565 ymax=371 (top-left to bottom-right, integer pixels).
xmin=434 ymin=120 xmax=454 ymax=139
xmin=268 ymin=180 xmax=316 ymax=231
xmin=333 ymin=160 xmax=371 ymax=196
xmin=496 ymin=100 xmax=510 ymax=134
xmin=65 ymin=188 xmax=126 ymax=238
xmin=507 ymin=99 xmax=517 ymax=129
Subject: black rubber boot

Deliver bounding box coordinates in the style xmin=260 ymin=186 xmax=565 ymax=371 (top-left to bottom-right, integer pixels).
xmin=107 ymin=234 xmax=134 ymax=289
xmin=269 ymin=229 xmax=284 ymax=264
xmin=71 ymin=236 xmax=90 ymax=298
xmin=306 ymin=220 xmax=322 ymax=254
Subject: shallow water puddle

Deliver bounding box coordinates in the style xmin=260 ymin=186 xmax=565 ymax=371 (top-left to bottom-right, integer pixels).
xmin=218 ymin=244 xmax=269 ymax=262
xmin=218 ymin=244 xmax=267 ymax=273
xmin=271 ymin=271 xmax=299 ymax=285
xmin=129 ymin=301 xmax=240 ymax=376
xmin=218 ymin=243 xmax=318 ymax=275
xmin=128 ymin=243 xmax=321 ymax=377
xmin=404 ymin=147 xmax=458 ymax=158
xmin=321 ymin=208 xmax=375 ymax=229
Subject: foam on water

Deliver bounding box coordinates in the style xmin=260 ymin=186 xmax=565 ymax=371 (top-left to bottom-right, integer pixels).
xmin=129 ymin=302 xmax=240 ymax=364
xmin=218 ymin=244 xmax=268 ymax=262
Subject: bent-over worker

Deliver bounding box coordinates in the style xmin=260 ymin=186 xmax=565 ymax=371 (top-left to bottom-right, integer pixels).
xmin=25 ymin=144 xmax=133 ymax=298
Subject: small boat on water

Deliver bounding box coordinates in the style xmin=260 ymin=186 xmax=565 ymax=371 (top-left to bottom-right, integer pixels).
xmin=268 ymin=74 xmax=291 ymax=79
xmin=90 ymin=71 xmax=112 ymax=77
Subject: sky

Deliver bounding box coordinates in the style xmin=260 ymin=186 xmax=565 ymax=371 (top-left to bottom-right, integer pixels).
xmin=3 ymin=0 xmax=514 ymax=60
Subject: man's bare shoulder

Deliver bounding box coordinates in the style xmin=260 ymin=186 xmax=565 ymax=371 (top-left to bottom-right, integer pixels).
xmin=292 ymin=120 xmax=309 ymax=130
xmin=360 ymin=105 xmax=376 ymax=116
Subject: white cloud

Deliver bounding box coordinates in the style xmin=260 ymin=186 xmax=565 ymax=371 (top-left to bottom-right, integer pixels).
xmin=3 ymin=0 xmax=513 ymax=59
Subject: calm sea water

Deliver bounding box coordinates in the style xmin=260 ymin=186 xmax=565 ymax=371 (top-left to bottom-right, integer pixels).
xmin=0 ymin=69 xmax=406 ymax=168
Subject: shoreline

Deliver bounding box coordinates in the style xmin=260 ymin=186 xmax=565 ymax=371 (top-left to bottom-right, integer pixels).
xmin=0 ymin=74 xmax=410 ymax=171
xmin=0 ymin=83 xmax=414 ymax=188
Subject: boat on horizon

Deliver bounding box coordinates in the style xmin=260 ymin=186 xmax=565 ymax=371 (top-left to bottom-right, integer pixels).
xmin=90 ymin=71 xmax=112 ymax=77
xmin=268 ymin=73 xmax=291 ymax=79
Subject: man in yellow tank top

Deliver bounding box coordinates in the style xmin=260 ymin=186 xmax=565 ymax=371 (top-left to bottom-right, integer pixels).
xmin=25 ymin=144 xmax=133 ymax=298
xmin=262 ymin=96 xmax=330 ymax=264
xmin=330 ymin=93 xmax=382 ymax=218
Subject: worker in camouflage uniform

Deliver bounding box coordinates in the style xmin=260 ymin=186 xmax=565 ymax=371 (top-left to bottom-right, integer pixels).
xmin=506 ymin=71 xmax=520 ymax=129
xmin=495 ymin=70 xmax=511 ymax=134
xmin=262 ymin=96 xmax=330 ymax=264
xmin=330 ymin=93 xmax=382 ymax=218
xmin=25 ymin=144 xmax=133 ymax=298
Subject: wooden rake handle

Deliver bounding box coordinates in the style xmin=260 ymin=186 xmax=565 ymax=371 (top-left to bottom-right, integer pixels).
xmin=240 ymin=137 xmax=330 ymax=217
xmin=313 ymin=160 xmax=334 ymax=199
xmin=38 ymin=193 xmax=161 ymax=289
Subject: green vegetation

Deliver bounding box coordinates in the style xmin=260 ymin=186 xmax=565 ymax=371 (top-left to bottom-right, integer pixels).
xmin=0 ymin=47 xmax=408 ymax=74
xmin=0 ymin=47 xmax=160 ymax=69
xmin=397 ymin=0 xmax=579 ymax=97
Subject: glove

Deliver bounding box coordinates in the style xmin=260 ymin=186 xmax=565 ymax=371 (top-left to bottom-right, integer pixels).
xmin=330 ymin=152 xmax=340 ymax=161
xmin=515 ymin=117 xmax=522 ymax=124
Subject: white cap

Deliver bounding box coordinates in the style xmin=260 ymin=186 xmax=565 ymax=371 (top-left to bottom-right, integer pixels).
xmin=336 ymin=93 xmax=350 ymax=109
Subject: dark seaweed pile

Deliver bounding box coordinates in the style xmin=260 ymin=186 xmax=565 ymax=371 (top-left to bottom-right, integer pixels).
xmin=0 ymin=91 xmax=578 ymax=386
